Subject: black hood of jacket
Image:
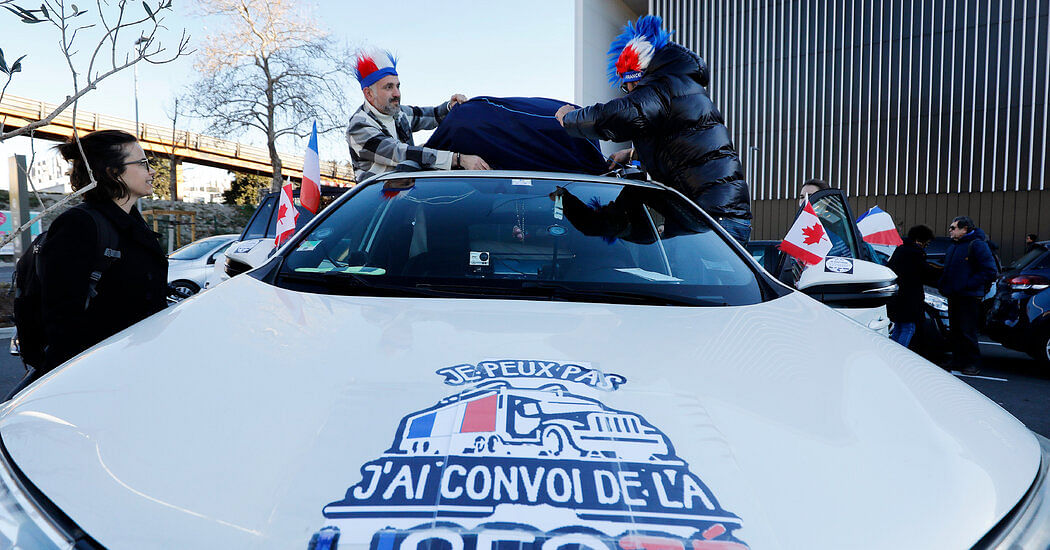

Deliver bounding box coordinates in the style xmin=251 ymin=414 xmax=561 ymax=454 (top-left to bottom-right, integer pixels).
xmin=562 ymin=43 xmax=750 ymax=219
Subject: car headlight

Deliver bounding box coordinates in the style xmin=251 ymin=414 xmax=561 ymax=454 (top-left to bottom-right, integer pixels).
xmin=0 ymin=447 xmax=75 ymax=549
xmin=976 ymin=434 xmax=1050 ymax=547
xmin=924 ymin=292 xmax=949 ymax=312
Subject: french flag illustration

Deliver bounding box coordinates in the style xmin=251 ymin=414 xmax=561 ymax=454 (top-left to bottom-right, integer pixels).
xmin=856 ymin=206 xmax=903 ymax=246
xmin=407 ymin=394 xmax=497 ymax=438
xmin=301 ymin=121 xmax=321 ymax=214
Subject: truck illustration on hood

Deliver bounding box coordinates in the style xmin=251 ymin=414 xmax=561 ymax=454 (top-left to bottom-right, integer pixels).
xmin=391 ymin=382 xmax=673 ymax=462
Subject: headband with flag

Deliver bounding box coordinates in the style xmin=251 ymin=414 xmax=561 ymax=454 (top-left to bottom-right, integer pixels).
xmin=353 ymin=49 xmax=398 ymax=89
xmin=607 ymin=15 xmax=672 ymax=87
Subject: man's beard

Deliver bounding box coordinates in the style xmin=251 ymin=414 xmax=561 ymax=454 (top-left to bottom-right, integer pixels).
xmin=378 ymin=99 xmax=400 ymax=116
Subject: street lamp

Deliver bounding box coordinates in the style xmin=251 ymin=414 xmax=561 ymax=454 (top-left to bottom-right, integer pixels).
xmin=133 ymin=36 xmax=150 ymax=135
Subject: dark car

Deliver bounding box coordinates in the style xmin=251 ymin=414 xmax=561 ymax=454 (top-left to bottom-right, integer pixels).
xmin=925 ymin=235 xmax=1003 ymax=273
xmin=986 ymin=242 xmax=1050 ymax=363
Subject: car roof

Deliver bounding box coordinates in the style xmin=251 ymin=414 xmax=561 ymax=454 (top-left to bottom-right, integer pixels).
xmin=368 ymin=169 xmax=667 ymax=190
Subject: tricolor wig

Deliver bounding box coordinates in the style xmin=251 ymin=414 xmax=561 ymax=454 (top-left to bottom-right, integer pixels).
xmin=607 ymin=15 xmax=672 ymax=87
xmin=353 ymin=48 xmax=399 ymax=89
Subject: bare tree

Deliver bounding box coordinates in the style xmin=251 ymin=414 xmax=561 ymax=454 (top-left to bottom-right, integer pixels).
xmin=0 ymin=0 xmax=191 ymax=250
xmin=183 ymin=0 xmax=353 ymax=191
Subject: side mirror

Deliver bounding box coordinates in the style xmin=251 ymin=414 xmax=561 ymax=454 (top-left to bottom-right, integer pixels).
xmin=207 ymin=252 xmax=220 ymax=265
xmin=796 ymin=257 xmax=898 ymax=308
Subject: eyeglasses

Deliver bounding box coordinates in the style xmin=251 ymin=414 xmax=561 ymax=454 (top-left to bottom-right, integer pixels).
xmin=620 ymin=83 xmax=631 ymax=94
xmin=122 ymin=158 xmax=153 ymax=169
xmin=948 ymin=225 xmax=959 ymax=231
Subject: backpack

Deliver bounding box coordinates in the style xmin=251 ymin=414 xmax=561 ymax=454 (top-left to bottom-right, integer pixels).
xmin=12 ymin=204 xmax=121 ymax=371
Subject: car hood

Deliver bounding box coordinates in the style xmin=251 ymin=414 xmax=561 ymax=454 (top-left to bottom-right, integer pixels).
xmin=0 ymin=276 xmax=1039 ymax=549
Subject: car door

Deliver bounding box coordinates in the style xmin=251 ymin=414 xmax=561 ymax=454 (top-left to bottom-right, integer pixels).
xmin=774 ymin=188 xmax=873 ymax=283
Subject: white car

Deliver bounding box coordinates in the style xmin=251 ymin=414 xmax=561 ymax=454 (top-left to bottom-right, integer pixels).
xmin=166 ymin=234 xmax=238 ymax=299
xmin=0 ymin=171 xmax=1047 ymax=549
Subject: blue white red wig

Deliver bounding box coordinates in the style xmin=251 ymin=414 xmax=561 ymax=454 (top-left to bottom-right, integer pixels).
xmin=607 ymin=15 xmax=672 ymax=87
xmin=353 ymin=48 xmax=398 ymax=89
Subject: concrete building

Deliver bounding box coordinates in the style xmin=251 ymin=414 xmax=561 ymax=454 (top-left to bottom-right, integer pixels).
xmin=575 ymin=0 xmax=1050 ymax=261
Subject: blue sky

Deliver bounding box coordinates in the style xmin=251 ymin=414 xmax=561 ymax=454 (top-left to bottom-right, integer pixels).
xmin=1 ymin=0 xmax=575 ymax=180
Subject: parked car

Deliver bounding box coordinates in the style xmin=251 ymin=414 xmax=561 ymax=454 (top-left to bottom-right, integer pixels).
xmin=204 ymin=186 xmax=346 ymax=290
xmin=747 ymin=188 xmax=896 ymax=336
xmin=985 ymin=242 xmax=1050 ymax=363
xmin=1 ymin=170 xmax=1047 ymax=549
xmin=166 ymin=234 xmax=238 ymax=300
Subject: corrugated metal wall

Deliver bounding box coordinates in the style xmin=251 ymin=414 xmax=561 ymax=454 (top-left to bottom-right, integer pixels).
xmin=649 ymin=0 xmax=1050 ymax=261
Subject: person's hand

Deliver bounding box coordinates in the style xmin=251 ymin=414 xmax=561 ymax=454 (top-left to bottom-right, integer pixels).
xmin=608 ymin=147 xmax=634 ymax=167
xmin=458 ymin=154 xmax=490 ymax=170
xmin=554 ymin=105 xmax=576 ymax=126
xmin=448 ymin=94 xmax=468 ymax=109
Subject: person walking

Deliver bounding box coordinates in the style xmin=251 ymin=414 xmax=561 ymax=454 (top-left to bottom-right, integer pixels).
xmin=887 ymin=225 xmax=936 ymax=348
xmin=345 ymin=48 xmax=489 ymax=182
xmin=553 ymin=15 xmax=751 ymax=246
xmin=38 ymin=129 xmax=169 ymax=374
xmin=938 ymin=216 xmax=997 ymax=375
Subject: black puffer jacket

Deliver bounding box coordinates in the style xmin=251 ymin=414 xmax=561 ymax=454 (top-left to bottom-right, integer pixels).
xmin=37 ymin=199 xmax=168 ymax=371
xmin=562 ymin=43 xmax=750 ymax=219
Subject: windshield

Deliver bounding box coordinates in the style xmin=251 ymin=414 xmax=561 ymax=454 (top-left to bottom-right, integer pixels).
xmin=1009 ymin=245 xmax=1047 ymax=269
xmin=274 ymin=176 xmax=771 ymax=306
xmin=169 ymin=236 xmax=233 ymax=260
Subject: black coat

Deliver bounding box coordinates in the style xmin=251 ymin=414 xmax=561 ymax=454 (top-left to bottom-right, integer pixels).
xmin=886 ymin=240 xmax=938 ymax=323
xmin=562 ymin=43 xmax=750 ymax=219
xmin=37 ymin=199 xmax=168 ymax=370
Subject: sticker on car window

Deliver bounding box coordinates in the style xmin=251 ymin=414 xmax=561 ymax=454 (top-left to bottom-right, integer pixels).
xmin=512 ymin=179 xmax=532 ymax=186
xmin=297 ymin=240 xmax=321 ymax=252
xmin=308 ymin=360 xmax=749 ymax=550
xmin=470 ymin=251 xmax=490 ymax=266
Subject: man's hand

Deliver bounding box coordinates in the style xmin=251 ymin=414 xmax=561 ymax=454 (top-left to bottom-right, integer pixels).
xmin=554 ymin=105 xmax=576 ymax=126
xmin=448 ymin=94 xmax=468 ymax=109
xmin=458 ymin=154 xmax=490 ymax=170
xmin=608 ymin=148 xmax=634 ymax=168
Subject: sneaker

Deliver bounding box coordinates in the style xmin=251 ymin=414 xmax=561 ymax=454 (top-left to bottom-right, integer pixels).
xmin=960 ymin=366 xmax=981 ymax=376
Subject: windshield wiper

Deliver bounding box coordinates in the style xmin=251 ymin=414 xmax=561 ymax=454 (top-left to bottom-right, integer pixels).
xmin=280 ymin=271 xmax=445 ymax=298
xmin=518 ymin=281 xmax=716 ymax=306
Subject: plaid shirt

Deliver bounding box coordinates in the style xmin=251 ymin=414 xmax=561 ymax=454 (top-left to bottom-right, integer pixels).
xmin=346 ymin=101 xmax=453 ymax=181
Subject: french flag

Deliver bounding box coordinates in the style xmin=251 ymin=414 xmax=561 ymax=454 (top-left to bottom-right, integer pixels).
xmin=856 ymin=206 xmax=903 ymax=246
xmin=407 ymin=394 xmax=498 ymax=438
xmin=301 ymin=121 xmax=321 ymax=214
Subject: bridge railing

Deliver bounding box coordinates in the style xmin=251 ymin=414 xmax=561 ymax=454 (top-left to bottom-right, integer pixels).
xmin=1 ymin=94 xmax=354 ymax=183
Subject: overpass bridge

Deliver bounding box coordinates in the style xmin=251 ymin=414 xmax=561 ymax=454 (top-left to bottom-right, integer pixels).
xmin=0 ymin=94 xmax=355 ymax=186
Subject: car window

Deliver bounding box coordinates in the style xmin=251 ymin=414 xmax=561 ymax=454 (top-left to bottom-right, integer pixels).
xmin=275 ymin=177 xmax=774 ymax=306
xmin=1032 ymin=250 xmax=1050 ymax=270
xmin=242 ymin=196 xmax=276 ymax=240
xmin=809 ymin=193 xmax=860 ymax=259
xmin=1011 ymin=246 xmax=1048 ymax=269
xmin=169 ymin=236 xmax=232 ymax=260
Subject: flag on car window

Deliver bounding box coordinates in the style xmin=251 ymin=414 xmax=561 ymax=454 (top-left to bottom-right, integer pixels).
xmin=780 ymin=199 xmax=833 ymax=266
xmin=856 ymin=205 xmax=903 ymax=246
xmin=275 ymin=183 xmax=298 ymax=247
xmin=301 ymin=121 xmax=321 ymax=214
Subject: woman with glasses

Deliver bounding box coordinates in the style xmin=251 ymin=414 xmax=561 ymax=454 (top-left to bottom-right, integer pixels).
xmin=33 ymin=129 xmax=168 ymax=376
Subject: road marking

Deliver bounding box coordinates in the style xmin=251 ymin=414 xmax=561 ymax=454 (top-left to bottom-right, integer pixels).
xmin=952 ymin=371 xmax=1008 ymax=382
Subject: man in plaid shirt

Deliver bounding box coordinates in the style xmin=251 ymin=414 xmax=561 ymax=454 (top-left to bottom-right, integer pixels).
xmin=346 ymin=49 xmax=490 ymax=182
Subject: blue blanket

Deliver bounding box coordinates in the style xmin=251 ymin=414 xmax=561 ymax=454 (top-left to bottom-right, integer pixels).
xmin=424 ymin=97 xmax=609 ymax=175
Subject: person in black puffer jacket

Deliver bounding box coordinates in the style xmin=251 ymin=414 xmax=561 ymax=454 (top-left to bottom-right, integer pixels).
xmin=555 ymin=15 xmax=751 ymax=245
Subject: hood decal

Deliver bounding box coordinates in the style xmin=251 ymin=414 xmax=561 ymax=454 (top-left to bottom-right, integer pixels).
xmin=310 ymin=360 xmax=749 ymax=549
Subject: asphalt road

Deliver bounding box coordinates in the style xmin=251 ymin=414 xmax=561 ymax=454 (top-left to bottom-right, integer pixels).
xmin=0 ymin=333 xmax=1044 ymax=437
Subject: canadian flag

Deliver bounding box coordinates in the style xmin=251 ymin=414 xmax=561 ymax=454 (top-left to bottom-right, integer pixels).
xmin=275 ymin=182 xmax=298 ymax=247
xmin=780 ymin=199 xmax=833 ymax=266
xmin=301 ymin=121 xmax=321 ymax=214
xmin=856 ymin=205 xmax=903 ymax=246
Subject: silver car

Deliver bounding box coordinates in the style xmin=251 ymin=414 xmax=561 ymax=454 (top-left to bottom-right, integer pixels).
xmin=166 ymin=234 xmax=238 ymax=300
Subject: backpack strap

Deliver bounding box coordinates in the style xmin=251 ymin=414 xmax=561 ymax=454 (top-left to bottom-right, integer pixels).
xmin=76 ymin=204 xmax=121 ymax=309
